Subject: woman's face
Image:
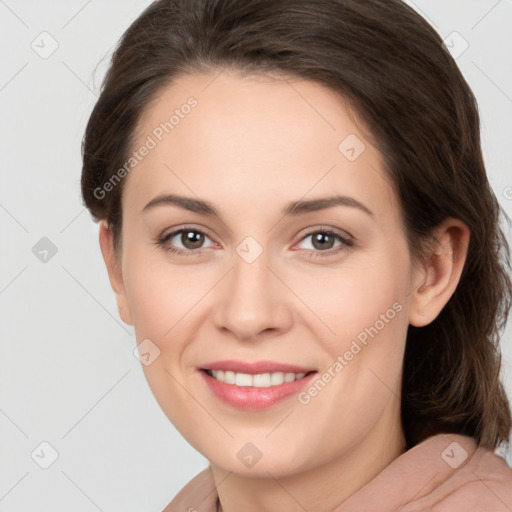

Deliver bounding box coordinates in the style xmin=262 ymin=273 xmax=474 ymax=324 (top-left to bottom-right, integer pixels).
xmin=104 ymin=70 xmax=422 ymax=477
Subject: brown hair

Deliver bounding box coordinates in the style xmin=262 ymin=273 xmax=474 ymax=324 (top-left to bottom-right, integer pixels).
xmin=81 ymin=0 xmax=512 ymax=451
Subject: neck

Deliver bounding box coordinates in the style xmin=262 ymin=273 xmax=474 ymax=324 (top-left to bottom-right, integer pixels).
xmin=211 ymin=409 xmax=406 ymax=512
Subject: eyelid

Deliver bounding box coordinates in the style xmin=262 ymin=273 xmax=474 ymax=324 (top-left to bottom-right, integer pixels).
xmin=290 ymin=226 xmax=354 ymax=257
xmin=160 ymin=224 xmax=215 ymax=240
xmin=294 ymin=224 xmax=354 ymax=242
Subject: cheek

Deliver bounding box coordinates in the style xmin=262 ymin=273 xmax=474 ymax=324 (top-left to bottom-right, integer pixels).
xmin=291 ymin=296 xmax=407 ymax=468
xmin=293 ymin=249 xmax=409 ymax=355
xmin=122 ymin=247 xmax=222 ymax=372
xmin=121 ymin=252 xmax=215 ymax=435
xmin=292 ymin=244 xmax=410 ymax=410
xmin=122 ymin=239 xmax=205 ymax=332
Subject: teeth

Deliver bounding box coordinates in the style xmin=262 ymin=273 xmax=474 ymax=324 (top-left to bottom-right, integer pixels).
xmin=209 ymin=370 xmax=307 ymax=387
xmin=235 ymin=373 xmax=253 ymax=386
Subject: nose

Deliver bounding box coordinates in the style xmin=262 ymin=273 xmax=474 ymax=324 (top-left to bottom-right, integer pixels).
xmin=213 ymin=247 xmax=293 ymax=341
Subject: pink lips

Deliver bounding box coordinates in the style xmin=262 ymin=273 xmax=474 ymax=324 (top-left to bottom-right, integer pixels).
xmin=198 ymin=360 xmax=317 ymax=410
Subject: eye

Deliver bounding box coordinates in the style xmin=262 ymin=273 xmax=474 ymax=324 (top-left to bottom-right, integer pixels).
xmin=156 ymin=226 xmax=354 ymax=258
xmin=295 ymin=228 xmax=353 ymax=257
xmin=157 ymin=227 xmax=215 ymax=256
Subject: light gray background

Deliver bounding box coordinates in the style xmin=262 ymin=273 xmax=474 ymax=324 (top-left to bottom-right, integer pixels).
xmin=1 ymin=0 xmax=511 ymax=510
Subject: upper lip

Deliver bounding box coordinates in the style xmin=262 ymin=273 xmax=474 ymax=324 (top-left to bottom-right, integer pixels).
xmin=199 ymin=360 xmax=317 ymax=374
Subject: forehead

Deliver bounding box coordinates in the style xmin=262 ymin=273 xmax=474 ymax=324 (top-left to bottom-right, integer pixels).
xmin=124 ymin=70 xmax=399 ymax=224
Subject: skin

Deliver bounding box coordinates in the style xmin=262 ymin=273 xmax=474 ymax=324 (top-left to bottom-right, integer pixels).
xmin=99 ymin=70 xmax=470 ymax=512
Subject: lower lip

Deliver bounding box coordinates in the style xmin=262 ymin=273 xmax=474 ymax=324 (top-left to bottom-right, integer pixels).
xmin=198 ymin=370 xmax=317 ymax=410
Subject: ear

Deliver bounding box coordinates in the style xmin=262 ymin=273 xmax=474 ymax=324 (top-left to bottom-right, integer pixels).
xmin=408 ymin=217 xmax=470 ymax=327
xmin=98 ymin=221 xmax=133 ymax=326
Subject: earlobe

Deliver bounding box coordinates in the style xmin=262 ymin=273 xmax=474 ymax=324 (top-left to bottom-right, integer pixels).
xmin=98 ymin=221 xmax=133 ymax=326
xmin=408 ymin=218 xmax=470 ymax=327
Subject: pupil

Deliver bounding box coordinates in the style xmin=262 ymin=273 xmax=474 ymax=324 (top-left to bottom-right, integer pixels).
xmin=313 ymin=232 xmax=333 ymax=250
xmin=183 ymin=231 xmax=204 ymax=249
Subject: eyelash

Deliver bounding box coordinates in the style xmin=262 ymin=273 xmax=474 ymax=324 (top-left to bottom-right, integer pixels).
xmin=156 ymin=225 xmax=354 ymax=259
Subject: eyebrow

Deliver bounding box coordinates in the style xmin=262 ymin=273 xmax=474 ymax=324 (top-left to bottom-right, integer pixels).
xmin=142 ymin=193 xmax=374 ymax=218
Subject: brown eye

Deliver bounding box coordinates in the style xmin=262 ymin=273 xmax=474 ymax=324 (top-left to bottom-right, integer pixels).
xmin=180 ymin=230 xmax=205 ymax=249
xmin=295 ymin=229 xmax=354 ymax=258
xmin=158 ymin=227 xmax=215 ymax=255
xmin=311 ymin=232 xmax=336 ymax=250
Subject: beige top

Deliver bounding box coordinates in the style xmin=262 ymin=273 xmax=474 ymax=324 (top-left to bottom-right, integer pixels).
xmin=163 ymin=433 xmax=512 ymax=511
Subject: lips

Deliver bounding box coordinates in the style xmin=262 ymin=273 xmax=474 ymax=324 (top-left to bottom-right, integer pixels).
xmin=197 ymin=360 xmax=318 ymax=410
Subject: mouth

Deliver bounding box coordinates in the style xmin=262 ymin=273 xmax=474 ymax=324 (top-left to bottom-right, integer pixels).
xmin=201 ymin=368 xmax=316 ymax=387
xmin=197 ymin=361 xmax=318 ymax=410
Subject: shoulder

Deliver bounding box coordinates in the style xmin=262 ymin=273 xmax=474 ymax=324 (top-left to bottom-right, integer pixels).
xmin=161 ymin=467 xmax=218 ymax=512
xmin=451 ymin=446 xmax=512 ymax=507
xmin=405 ymin=440 xmax=512 ymax=512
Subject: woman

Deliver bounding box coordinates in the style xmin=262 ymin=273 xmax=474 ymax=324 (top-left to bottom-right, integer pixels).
xmin=80 ymin=0 xmax=512 ymax=510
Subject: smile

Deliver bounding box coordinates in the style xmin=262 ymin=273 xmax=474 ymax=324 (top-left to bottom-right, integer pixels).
xmin=198 ymin=363 xmax=318 ymax=410
xmin=205 ymin=369 xmax=309 ymax=387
